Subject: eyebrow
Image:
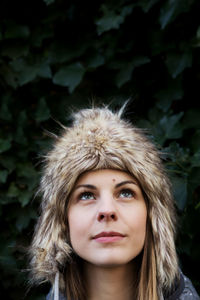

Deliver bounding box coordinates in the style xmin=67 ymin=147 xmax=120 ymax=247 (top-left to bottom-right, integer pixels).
xmin=74 ymin=181 xmax=138 ymax=191
xmin=115 ymin=180 xmax=138 ymax=188
xmin=75 ymin=184 xmax=97 ymax=190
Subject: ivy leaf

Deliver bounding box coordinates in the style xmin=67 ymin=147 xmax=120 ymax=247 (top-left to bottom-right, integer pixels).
xmin=164 ymin=142 xmax=189 ymax=165
xmin=96 ymin=4 xmax=134 ymax=35
xmin=189 ymin=130 xmax=200 ymax=152
xmin=115 ymin=56 xmax=150 ymax=88
xmin=10 ymin=59 xmax=52 ymax=86
xmin=16 ymin=163 xmax=38 ymax=179
xmin=182 ymin=109 xmax=200 ymax=129
xmin=138 ymin=0 xmax=160 ymax=13
xmin=87 ymin=54 xmax=105 ymax=69
xmin=0 ymin=94 xmax=12 ymax=121
xmin=155 ymin=78 xmax=183 ymax=112
xmin=18 ymin=190 xmax=32 ymax=207
xmin=15 ymin=208 xmax=37 ymax=232
xmin=14 ymin=111 xmax=28 ymax=145
xmin=0 ymin=252 xmax=17 ymax=269
xmin=166 ymin=52 xmax=192 ymax=78
xmin=53 ymin=63 xmax=85 ymax=93
xmin=0 ymin=170 xmax=8 ymax=183
xmin=131 ymin=56 xmax=151 ymax=68
xmin=0 ymin=65 xmax=18 ymax=89
xmin=158 ymin=112 xmax=184 ymax=144
xmin=171 ymin=175 xmax=187 ymax=210
xmin=96 ymin=11 xmax=123 ymax=35
xmin=115 ymin=63 xmax=135 ymax=88
xmin=5 ymin=23 xmax=30 ymax=39
xmin=43 ymin=0 xmax=55 ymax=5
xmin=49 ymin=43 xmax=88 ymax=64
xmin=7 ymin=182 xmax=20 ymax=198
xmin=0 ymin=156 xmax=16 ymax=173
xmin=31 ymin=27 xmax=54 ymax=47
xmin=1 ymin=42 xmax=29 ymax=59
xmin=37 ymin=61 xmax=52 ymax=79
xmin=191 ymin=150 xmax=200 ymax=168
xmin=35 ymin=98 xmax=51 ymax=122
xmin=159 ymin=0 xmax=191 ymax=29
xmin=0 ymin=137 xmax=12 ymax=153
xmin=188 ymin=167 xmax=200 ymax=193
xmin=0 ymin=239 xmax=17 ymax=272
xmin=197 ymin=26 xmax=200 ymax=39
xmin=160 ymin=112 xmax=184 ymax=138
xmin=10 ymin=58 xmax=38 ymax=85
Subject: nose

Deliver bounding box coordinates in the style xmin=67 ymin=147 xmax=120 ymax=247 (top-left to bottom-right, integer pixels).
xmin=97 ymin=211 xmax=117 ymax=222
xmin=97 ymin=192 xmax=118 ymax=222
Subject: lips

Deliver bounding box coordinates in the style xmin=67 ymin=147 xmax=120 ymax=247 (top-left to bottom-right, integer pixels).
xmin=93 ymin=231 xmax=125 ymax=239
xmin=92 ymin=231 xmax=125 ymax=243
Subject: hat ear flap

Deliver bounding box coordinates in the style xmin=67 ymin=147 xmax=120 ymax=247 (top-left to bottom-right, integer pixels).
xmin=29 ymin=202 xmax=72 ymax=287
xmin=149 ymin=181 xmax=178 ymax=288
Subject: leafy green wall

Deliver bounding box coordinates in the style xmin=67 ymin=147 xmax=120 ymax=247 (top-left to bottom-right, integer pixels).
xmin=0 ymin=0 xmax=200 ymax=298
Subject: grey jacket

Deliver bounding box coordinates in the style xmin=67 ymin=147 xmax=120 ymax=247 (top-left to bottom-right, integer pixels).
xmin=46 ymin=272 xmax=200 ymax=300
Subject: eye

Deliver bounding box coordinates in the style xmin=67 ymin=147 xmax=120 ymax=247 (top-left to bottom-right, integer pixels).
xmin=79 ymin=191 xmax=95 ymax=200
xmin=119 ymin=189 xmax=135 ymax=198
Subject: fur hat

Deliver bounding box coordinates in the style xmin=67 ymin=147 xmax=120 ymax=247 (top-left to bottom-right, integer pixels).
xmin=29 ymin=106 xmax=178 ymax=291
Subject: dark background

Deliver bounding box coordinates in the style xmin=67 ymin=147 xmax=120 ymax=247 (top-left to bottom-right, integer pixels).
xmin=0 ymin=0 xmax=200 ymax=299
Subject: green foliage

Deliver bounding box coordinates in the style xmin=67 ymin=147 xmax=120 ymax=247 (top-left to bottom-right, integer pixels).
xmin=53 ymin=63 xmax=85 ymax=92
xmin=95 ymin=4 xmax=135 ymax=35
xmin=159 ymin=0 xmax=193 ymax=29
xmin=0 ymin=0 xmax=200 ymax=298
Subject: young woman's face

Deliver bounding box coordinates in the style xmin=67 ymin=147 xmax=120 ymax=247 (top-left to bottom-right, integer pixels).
xmin=68 ymin=169 xmax=147 ymax=267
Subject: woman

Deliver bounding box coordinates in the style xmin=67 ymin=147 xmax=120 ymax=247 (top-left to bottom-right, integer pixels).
xmin=29 ymin=105 xmax=199 ymax=300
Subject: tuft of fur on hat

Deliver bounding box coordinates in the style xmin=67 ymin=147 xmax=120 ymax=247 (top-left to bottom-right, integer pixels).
xmin=29 ymin=106 xmax=178 ymax=291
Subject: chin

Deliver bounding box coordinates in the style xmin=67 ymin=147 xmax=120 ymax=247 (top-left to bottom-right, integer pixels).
xmin=77 ymin=247 xmax=141 ymax=268
xmin=85 ymin=254 xmax=135 ymax=268
xmin=96 ymin=260 xmax=130 ymax=268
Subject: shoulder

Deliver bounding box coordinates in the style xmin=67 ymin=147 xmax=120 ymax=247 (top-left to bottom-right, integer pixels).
xmin=165 ymin=271 xmax=200 ymax=300
xmin=178 ymin=274 xmax=200 ymax=300
xmin=45 ymin=272 xmax=199 ymax=300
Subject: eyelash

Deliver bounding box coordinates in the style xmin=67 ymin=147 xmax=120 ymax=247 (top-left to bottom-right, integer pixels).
xmin=78 ymin=191 xmax=95 ymax=200
xmin=119 ymin=189 xmax=135 ymax=198
xmin=78 ymin=188 xmax=135 ymax=201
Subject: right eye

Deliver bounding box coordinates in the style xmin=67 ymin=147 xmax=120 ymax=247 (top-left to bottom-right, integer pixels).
xmin=79 ymin=191 xmax=95 ymax=200
xmin=119 ymin=189 xmax=135 ymax=199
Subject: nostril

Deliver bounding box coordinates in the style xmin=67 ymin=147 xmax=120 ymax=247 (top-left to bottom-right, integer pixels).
xmin=97 ymin=212 xmax=117 ymax=222
xmin=99 ymin=214 xmax=104 ymax=220
xmin=97 ymin=213 xmax=106 ymax=221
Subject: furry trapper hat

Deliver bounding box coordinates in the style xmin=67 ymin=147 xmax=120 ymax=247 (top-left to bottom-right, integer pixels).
xmin=29 ymin=106 xmax=178 ymax=292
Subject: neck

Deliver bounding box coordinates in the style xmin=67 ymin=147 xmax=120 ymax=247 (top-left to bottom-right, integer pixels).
xmin=84 ymin=262 xmax=137 ymax=300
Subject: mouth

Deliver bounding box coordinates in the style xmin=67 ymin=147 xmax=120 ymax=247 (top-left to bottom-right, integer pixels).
xmin=93 ymin=231 xmax=125 ymax=243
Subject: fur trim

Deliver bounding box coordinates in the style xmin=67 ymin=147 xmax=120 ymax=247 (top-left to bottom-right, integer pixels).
xmin=29 ymin=106 xmax=178 ymax=290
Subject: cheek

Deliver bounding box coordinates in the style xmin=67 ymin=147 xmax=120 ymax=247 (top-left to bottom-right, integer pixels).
xmin=68 ymin=209 xmax=81 ymax=237
xmin=126 ymin=203 xmax=147 ymax=237
xmin=68 ymin=208 xmax=91 ymax=245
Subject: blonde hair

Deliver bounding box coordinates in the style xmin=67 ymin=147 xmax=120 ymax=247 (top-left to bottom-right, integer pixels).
xmin=29 ymin=106 xmax=179 ymax=299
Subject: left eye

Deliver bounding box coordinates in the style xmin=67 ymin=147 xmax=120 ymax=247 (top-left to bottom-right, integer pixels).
xmin=79 ymin=191 xmax=95 ymax=200
xmin=119 ymin=189 xmax=134 ymax=198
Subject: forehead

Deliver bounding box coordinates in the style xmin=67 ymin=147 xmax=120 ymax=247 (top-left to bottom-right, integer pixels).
xmin=74 ymin=169 xmax=136 ymax=185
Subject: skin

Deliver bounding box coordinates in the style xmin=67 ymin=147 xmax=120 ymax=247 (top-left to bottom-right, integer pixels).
xmin=68 ymin=169 xmax=147 ymax=300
